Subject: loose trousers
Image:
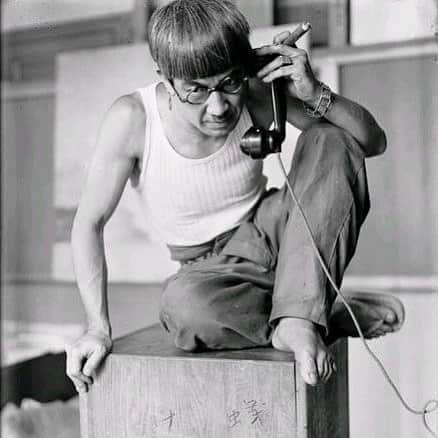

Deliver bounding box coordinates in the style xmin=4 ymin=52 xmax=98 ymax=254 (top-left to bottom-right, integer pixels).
xmin=160 ymin=124 xmax=370 ymax=351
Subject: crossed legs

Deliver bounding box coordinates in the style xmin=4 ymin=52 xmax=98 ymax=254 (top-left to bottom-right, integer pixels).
xmin=160 ymin=124 xmax=405 ymax=385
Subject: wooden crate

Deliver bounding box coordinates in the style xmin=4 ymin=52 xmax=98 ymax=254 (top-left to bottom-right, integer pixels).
xmin=80 ymin=324 xmax=349 ymax=438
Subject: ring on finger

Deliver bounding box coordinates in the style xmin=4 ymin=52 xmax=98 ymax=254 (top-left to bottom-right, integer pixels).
xmin=280 ymin=55 xmax=293 ymax=66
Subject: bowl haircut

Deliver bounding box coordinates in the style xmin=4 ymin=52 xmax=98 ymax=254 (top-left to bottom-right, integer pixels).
xmin=147 ymin=0 xmax=255 ymax=80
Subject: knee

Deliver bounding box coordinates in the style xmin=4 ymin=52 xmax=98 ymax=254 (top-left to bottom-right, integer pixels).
xmin=161 ymin=276 xmax=209 ymax=326
xmin=299 ymin=123 xmax=365 ymax=169
xmin=301 ymin=123 xmax=355 ymax=145
xmin=160 ymin=276 xmax=218 ymax=350
xmin=295 ymin=123 xmax=367 ymax=185
xmin=293 ymin=124 xmax=370 ymax=217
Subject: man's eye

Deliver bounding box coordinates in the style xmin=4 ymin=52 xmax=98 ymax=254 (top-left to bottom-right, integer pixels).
xmin=222 ymin=76 xmax=243 ymax=92
xmin=223 ymin=77 xmax=238 ymax=86
xmin=189 ymin=86 xmax=207 ymax=94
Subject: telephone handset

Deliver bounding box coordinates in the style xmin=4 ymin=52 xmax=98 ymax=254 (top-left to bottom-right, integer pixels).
xmin=240 ymin=22 xmax=312 ymax=159
xmin=239 ymin=78 xmax=287 ymax=159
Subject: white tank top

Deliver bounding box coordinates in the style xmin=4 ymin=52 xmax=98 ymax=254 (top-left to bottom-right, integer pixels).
xmin=133 ymin=82 xmax=267 ymax=246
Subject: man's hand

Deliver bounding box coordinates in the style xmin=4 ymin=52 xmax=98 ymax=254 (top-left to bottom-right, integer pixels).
xmin=65 ymin=329 xmax=112 ymax=393
xmin=254 ymin=30 xmax=319 ymax=106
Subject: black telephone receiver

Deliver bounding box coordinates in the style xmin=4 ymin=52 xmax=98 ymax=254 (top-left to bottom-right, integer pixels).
xmin=240 ymin=78 xmax=287 ymax=159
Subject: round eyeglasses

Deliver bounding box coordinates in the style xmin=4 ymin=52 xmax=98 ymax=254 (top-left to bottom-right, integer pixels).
xmin=170 ymin=73 xmax=248 ymax=105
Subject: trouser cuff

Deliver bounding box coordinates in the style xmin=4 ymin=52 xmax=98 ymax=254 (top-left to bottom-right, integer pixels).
xmin=269 ymin=297 xmax=329 ymax=335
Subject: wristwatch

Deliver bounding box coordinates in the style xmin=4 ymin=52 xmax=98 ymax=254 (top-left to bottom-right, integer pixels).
xmin=303 ymin=82 xmax=332 ymax=119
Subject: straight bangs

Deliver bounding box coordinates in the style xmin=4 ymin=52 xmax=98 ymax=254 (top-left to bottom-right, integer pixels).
xmin=148 ymin=0 xmax=255 ymax=79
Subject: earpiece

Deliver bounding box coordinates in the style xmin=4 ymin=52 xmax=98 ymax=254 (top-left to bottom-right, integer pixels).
xmin=240 ymin=78 xmax=287 ymax=159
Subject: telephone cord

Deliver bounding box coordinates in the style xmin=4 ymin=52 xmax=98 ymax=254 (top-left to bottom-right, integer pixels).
xmin=276 ymin=153 xmax=438 ymax=438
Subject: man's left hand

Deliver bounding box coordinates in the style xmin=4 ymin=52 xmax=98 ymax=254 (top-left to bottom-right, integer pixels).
xmin=254 ymin=30 xmax=319 ymax=106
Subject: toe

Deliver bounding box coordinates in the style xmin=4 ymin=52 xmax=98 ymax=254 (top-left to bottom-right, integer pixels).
xmin=330 ymin=358 xmax=337 ymax=376
xmin=300 ymin=353 xmax=319 ymax=386
xmin=325 ymin=361 xmax=334 ymax=382
xmin=324 ymin=353 xmax=336 ymax=382
xmin=372 ymin=327 xmax=391 ymax=337
xmin=365 ymin=320 xmax=384 ymax=338
xmin=327 ymin=354 xmax=337 ymax=381
xmin=385 ymin=310 xmax=396 ymax=324
xmin=372 ymin=330 xmax=383 ymax=338
xmin=382 ymin=323 xmax=394 ymax=333
xmin=307 ymin=369 xmax=318 ymax=386
xmin=372 ymin=324 xmax=394 ymax=338
xmin=317 ymin=353 xmax=330 ymax=382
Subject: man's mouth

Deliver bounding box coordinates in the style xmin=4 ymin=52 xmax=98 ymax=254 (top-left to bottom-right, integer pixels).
xmin=205 ymin=116 xmax=232 ymax=126
xmin=208 ymin=120 xmax=228 ymax=125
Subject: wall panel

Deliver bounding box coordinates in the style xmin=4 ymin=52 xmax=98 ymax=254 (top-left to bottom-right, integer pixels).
xmin=1 ymin=92 xmax=55 ymax=278
xmin=341 ymin=55 xmax=438 ymax=276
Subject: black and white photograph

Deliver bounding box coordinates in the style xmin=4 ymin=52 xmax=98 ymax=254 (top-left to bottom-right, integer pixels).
xmin=1 ymin=1 xmax=437 ymax=437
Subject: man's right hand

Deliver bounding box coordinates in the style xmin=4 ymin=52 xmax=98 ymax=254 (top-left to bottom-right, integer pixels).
xmin=65 ymin=329 xmax=112 ymax=393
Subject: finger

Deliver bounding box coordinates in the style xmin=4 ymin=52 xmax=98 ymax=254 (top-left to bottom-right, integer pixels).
xmin=66 ymin=347 xmax=93 ymax=386
xmin=255 ymin=44 xmax=306 ymax=58
xmin=83 ymin=348 xmax=106 ymax=377
xmin=273 ymin=30 xmax=292 ymax=45
xmin=261 ymin=65 xmax=295 ymax=83
xmin=71 ymin=376 xmax=89 ymax=394
xmin=257 ymin=55 xmax=294 ymax=79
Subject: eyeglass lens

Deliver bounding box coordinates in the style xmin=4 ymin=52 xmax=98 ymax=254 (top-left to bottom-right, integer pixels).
xmin=187 ymin=74 xmax=247 ymax=104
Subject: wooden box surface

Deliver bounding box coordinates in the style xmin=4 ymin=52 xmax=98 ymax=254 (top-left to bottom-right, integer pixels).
xmin=80 ymin=324 xmax=349 ymax=438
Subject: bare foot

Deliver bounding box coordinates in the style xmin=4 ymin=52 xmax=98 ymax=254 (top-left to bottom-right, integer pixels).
xmin=272 ymin=318 xmax=335 ymax=386
xmin=328 ymin=291 xmax=405 ymax=342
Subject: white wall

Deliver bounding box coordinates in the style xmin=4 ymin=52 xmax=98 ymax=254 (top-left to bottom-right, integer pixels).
xmin=2 ymin=0 xmax=136 ymax=31
xmin=349 ymin=289 xmax=438 ymax=438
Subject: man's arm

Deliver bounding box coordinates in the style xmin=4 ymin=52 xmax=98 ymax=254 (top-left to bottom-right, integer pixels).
xmin=253 ymin=33 xmax=387 ymax=158
xmin=66 ymin=94 xmax=145 ymax=393
xmin=283 ymin=89 xmax=387 ymax=158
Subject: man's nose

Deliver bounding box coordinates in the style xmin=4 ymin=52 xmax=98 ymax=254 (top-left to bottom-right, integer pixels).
xmin=206 ymin=91 xmax=229 ymax=116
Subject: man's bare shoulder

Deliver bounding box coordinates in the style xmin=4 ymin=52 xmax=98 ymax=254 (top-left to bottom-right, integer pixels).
xmin=102 ymin=92 xmax=146 ymax=158
xmin=107 ymin=93 xmax=146 ymax=132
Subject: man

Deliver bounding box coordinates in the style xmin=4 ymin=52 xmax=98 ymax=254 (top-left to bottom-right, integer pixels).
xmin=66 ymin=0 xmax=404 ymax=393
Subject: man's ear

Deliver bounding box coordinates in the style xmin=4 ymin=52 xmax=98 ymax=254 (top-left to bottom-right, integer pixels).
xmin=158 ymin=72 xmax=175 ymax=95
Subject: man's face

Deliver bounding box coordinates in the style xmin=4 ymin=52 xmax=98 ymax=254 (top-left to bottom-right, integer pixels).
xmin=170 ymin=68 xmax=248 ymax=138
